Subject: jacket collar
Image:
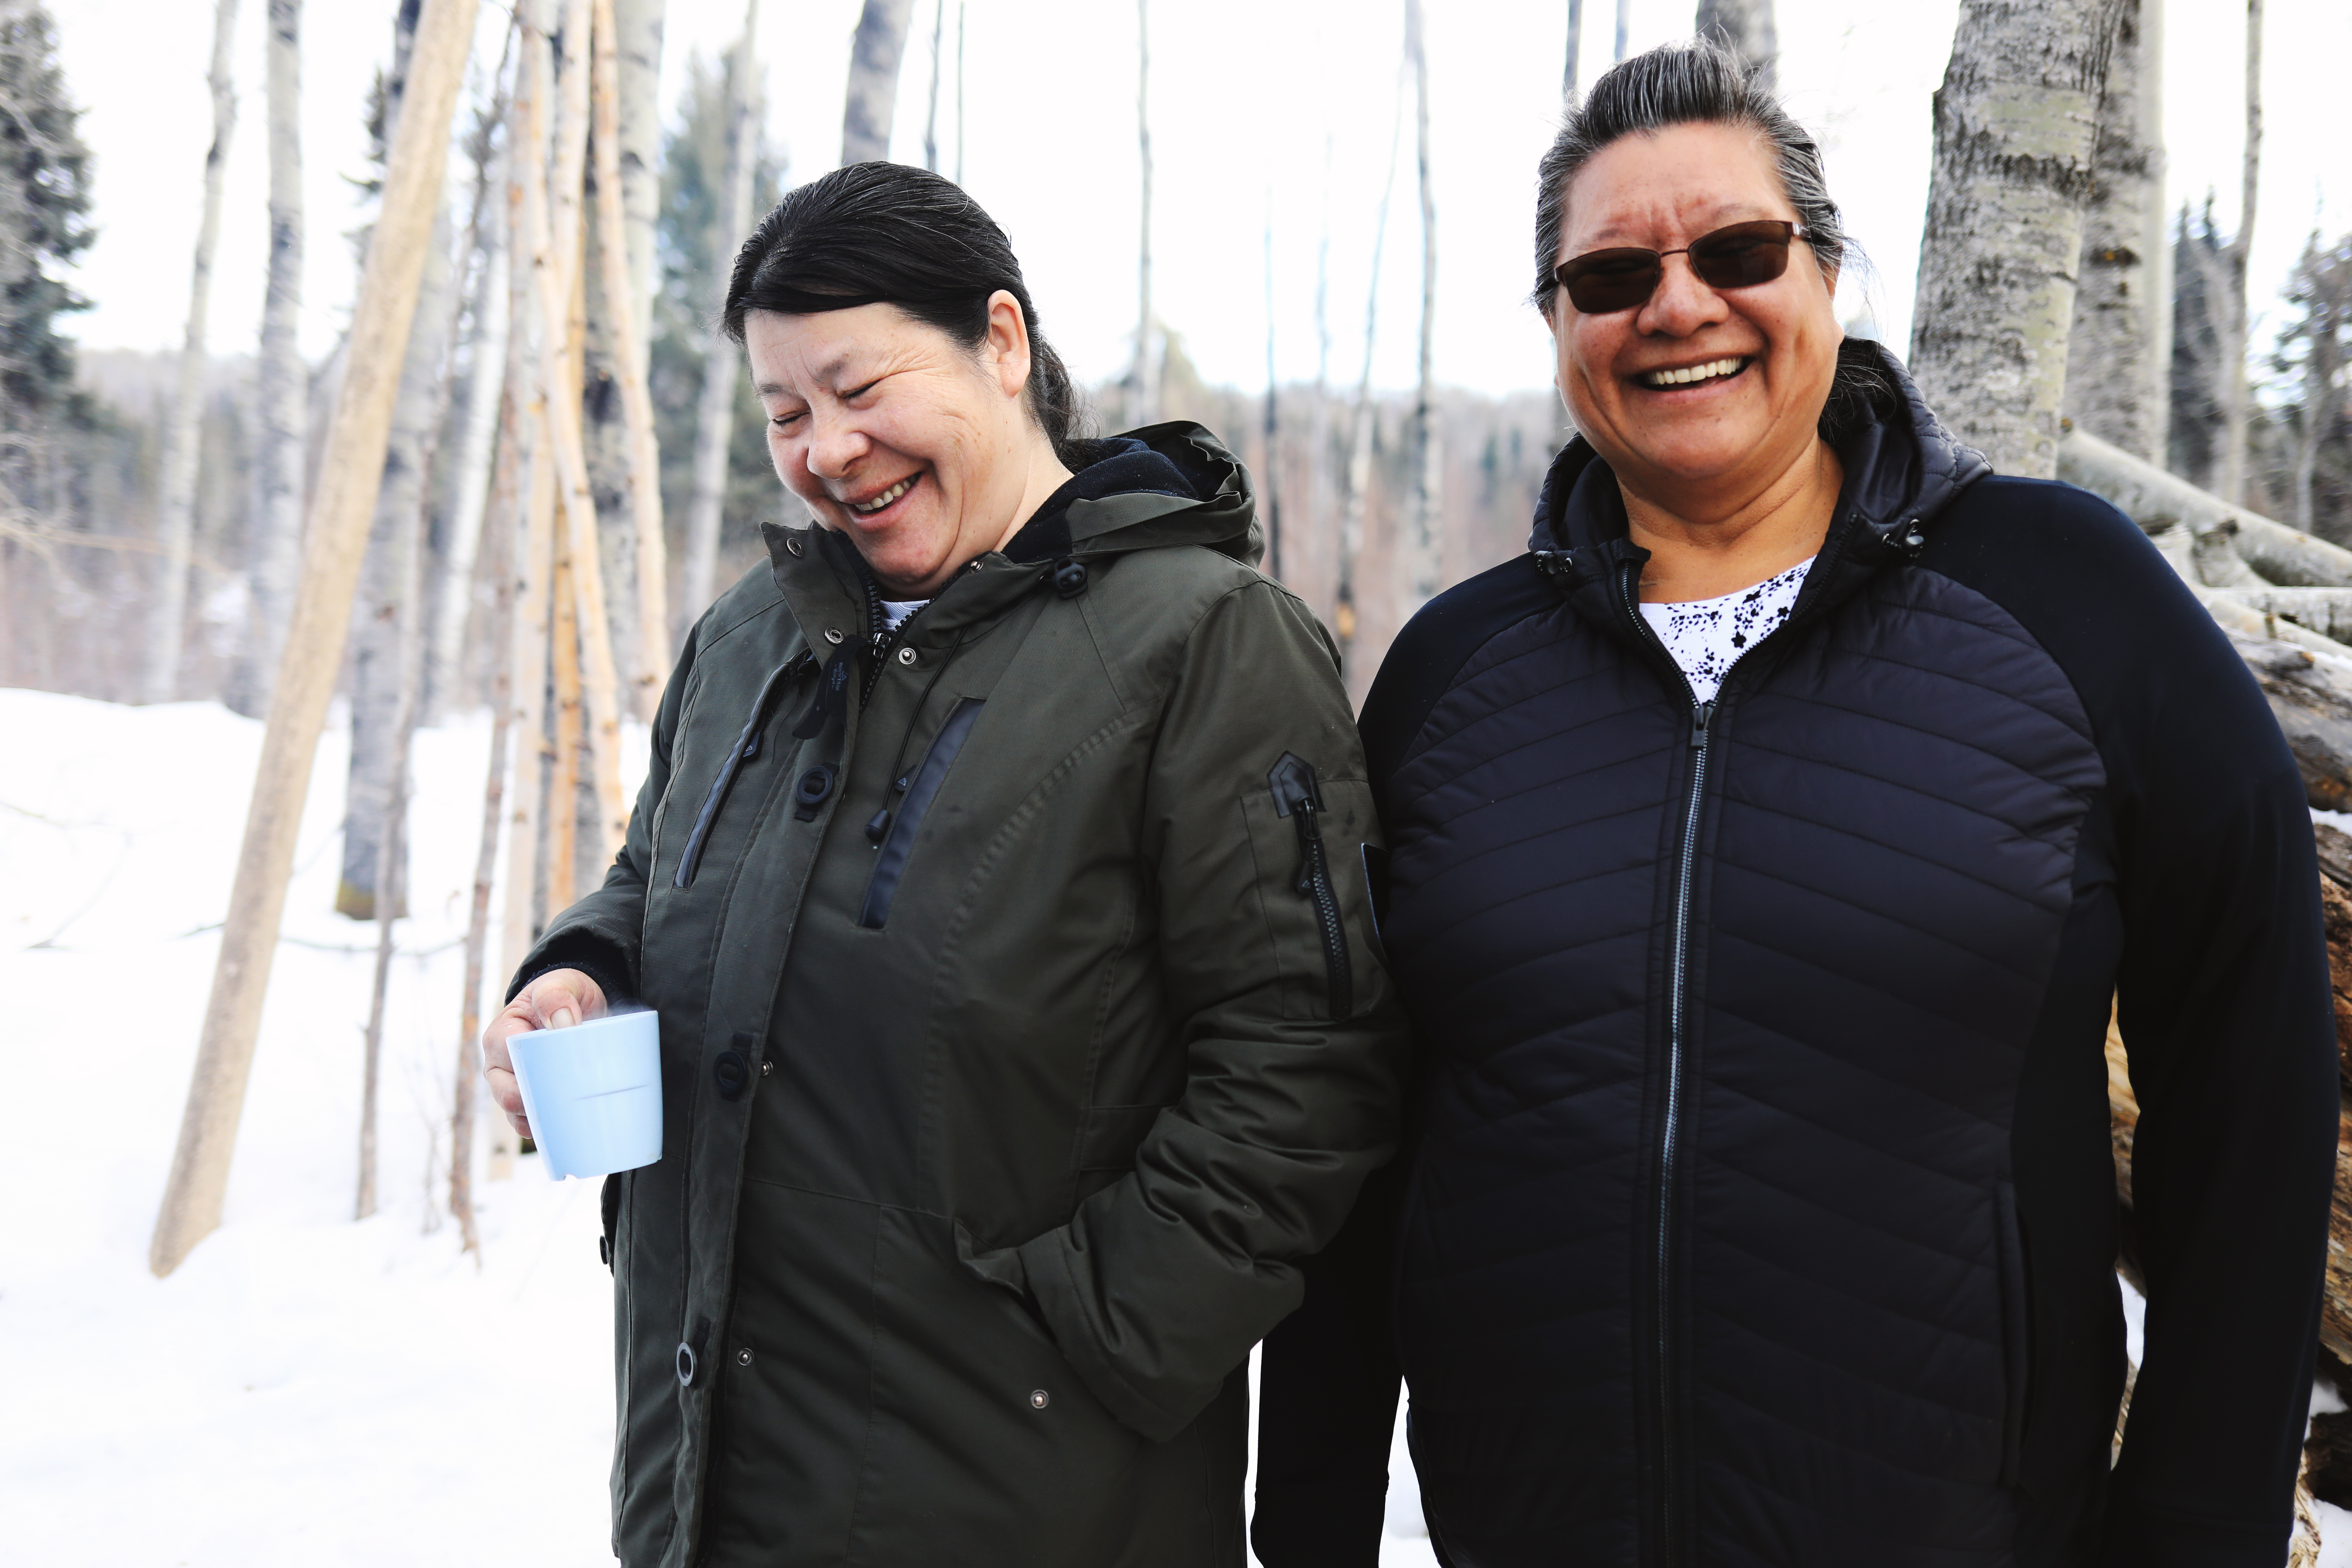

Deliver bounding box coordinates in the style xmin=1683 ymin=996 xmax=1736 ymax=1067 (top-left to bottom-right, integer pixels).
xmin=1527 ymin=340 xmax=1991 ymax=641
xmin=757 ymin=420 xmax=1259 ymax=645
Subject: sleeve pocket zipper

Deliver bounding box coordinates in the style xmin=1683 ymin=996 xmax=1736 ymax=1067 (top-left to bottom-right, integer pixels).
xmin=1268 ymin=752 xmax=1352 ymax=1019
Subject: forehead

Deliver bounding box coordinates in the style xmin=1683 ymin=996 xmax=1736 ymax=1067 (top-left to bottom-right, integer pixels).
xmin=1556 ymin=121 xmax=1790 ymax=256
xmin=743 ymin=302 xmax=936 ymax=393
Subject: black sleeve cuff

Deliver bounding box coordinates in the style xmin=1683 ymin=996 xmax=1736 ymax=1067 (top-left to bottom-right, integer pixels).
xmin=505 ymin=931 xmax=635 ymax=1010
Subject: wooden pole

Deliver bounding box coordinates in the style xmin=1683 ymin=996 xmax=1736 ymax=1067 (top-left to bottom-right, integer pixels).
xmin=521 ymin=1 xmax=630 ymax=861
xmin=149 ymin=0 xmax=482 ymax=1280
xmin=451 ymin=379 xmax=521 ymax=1254
xmin=592 ymin=0 xmax=671 ymax=718
xmin=547 ymin=542 xmax=583 ymax=912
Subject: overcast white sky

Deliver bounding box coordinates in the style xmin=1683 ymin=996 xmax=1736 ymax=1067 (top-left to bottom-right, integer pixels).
xmin=47 ymin=0 xmax=2352 ymax=400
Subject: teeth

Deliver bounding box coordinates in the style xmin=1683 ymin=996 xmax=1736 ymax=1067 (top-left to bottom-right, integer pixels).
xmin=1643 ymin=357 xmax=1748 ymax=388
xmin=849 ymin=477 xmax=912 ymax=515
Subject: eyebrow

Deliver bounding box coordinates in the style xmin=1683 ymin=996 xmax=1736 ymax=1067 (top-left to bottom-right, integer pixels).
xmin=1570 ymin=198 xmax=1776 ymax=251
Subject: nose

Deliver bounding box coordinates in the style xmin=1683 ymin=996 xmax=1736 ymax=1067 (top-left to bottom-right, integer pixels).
xmin=1636 ymin=252 xmax=1728 ymax=338
xmin=802 ymin=408 xmax=869 ymax=482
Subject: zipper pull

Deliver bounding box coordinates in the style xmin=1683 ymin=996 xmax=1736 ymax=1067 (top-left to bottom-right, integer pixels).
xmin=1693 ymin=700 xmax=1715 ymax=748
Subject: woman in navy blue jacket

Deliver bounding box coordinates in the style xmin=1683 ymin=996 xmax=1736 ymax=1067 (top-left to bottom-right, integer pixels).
xmin=1253 ymin=40 xmax=2338 ymax=1568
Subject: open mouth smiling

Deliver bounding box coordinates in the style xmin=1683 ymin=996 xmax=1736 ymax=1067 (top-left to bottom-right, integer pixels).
xmin=1637 ymin=355 xmax=1752 ymax=390
xmin=844 ymin=472 xmax=921 ymax=517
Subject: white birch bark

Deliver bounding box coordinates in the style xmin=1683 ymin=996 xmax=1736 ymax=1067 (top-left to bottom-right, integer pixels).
xmin=2217 ymin=0 xmax=2263 ymax=505
xmin=144 ymin=0 xmax=241 ymax=705
xmin=592 ymin=0 xmax=668 ymax=719
xmin=924 ymin=0 xmax=943 ymax=173
xmin=1402 ymin=0 xmax=1441 ymax=609
xmin=340 ymin=5 xmax=462 ymax=920
xmin=1695 ymin=0 xmax=1777 ymax=89
xmin=1613 ymin=0 xmax=1629 ymax=63
xmin=240 ymin=0 xmax=304 ymax=719
xmin=1338 ymin=82 xmax=1404 ymax=673
xmin=1909 ymin=0 xmax=2123 ymax=479
xmin=2063 ymin=0 xmax=2166 ymax=462
xmin=681 ymin=0 xmax=760 ymax=624
xmin=1564 ymin=0 xmax=1581 ymax=98
xmin=341 ymin=198 xmax=456 ymax=919
xmin=613 ymin=0 xmax=663 ymax=338
xmin=841 ymin=0 xmax=915 ymax=165
xmin=427 ymin=144 xmax=510 ymax=719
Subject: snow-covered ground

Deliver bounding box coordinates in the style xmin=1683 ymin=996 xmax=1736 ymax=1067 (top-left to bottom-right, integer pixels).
xmin=0 ymin=689 xmax=1438 ymax=1566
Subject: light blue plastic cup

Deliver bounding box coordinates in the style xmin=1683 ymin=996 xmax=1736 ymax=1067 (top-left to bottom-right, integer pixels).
xmin=506 ymin=1009 xmax=664 ymax=1181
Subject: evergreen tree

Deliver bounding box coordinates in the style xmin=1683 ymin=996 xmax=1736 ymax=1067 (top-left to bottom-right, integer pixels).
xmin=0 ymin=0 xmax=94 ymax=424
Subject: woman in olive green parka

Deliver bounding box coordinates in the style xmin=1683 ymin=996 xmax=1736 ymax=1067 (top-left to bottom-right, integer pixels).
xmin=481 ymin=163 xmax=1405 ymax=1568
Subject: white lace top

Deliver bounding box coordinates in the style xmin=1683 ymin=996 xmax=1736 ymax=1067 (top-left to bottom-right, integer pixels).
xmin=1637 ymin=558 xmax=1813 ymax=704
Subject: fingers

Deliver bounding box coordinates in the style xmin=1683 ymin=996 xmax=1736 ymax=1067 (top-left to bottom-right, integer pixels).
xmin=520 ymin=968 xmax=609 ymax=1032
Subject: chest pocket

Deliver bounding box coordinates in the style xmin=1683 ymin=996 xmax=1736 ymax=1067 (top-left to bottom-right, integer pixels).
xmin=857 ymin=697 xmax=986 ymax=928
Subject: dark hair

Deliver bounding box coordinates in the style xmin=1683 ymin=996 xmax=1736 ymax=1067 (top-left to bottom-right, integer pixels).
xmin=1532 ymin=40 xmax=1898 ymax=444
xmin=721 ymin=162 xmax=1090 ymax=466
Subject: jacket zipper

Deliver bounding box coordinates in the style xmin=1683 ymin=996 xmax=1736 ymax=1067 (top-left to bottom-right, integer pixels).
xmin=1618 ymin=562 xmax=1713 ymax=1568
xmin=1268 ymin=752 xmax=1351 ymax=1018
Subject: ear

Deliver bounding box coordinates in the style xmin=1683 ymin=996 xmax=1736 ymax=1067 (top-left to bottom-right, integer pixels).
xmin=984 ymin=290 xmax=1034 ymax=400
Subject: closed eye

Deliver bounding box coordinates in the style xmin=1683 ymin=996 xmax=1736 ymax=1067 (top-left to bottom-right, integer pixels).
xmin=844 ymin=375 xmax=886 ymax=401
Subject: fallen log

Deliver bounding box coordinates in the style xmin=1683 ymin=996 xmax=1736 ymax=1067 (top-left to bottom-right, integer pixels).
xmin=2214 ymin=588 xmax=2352 ymax=646
xmin=2224 ymin=629 xmax=2352 ymax=813
xmin=2061 ymin=427 xmax=2352 ymax=588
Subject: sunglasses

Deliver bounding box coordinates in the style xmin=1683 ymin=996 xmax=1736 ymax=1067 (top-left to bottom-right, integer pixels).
xmin=1553 ymin=219 xmax=1812 ymax=315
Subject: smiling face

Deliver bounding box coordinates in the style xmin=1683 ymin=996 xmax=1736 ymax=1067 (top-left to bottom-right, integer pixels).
xmin=745 ymin=294 xmax=1068 ymax=596
xmin=1546 ymin=121 xmax=1841 ymax=514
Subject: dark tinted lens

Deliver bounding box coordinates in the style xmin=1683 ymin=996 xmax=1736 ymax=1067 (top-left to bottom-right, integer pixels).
xmin=1687 ymin=222 xmax=1794 ymax=290
xmin=1559 ymin=248 xmax=1664 ymax=314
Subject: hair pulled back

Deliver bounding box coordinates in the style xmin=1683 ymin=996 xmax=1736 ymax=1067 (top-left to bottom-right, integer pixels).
xmin=1533 ymin=40 xmax=1897 ymax=444
xmin=721 ymin=161 xmax=1090 ymax=467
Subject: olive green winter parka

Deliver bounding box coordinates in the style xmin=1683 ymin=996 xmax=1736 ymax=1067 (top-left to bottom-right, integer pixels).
xmin=515 ymin=425 xmax=1405 ymax=1568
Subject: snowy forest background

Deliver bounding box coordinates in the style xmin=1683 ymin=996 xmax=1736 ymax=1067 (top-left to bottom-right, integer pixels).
xmin=9 ymin=0 xmax=2352 ymax=1563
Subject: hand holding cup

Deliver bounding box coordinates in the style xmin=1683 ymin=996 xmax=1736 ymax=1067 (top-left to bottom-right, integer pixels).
xmin=483 ymin=968 xmax=608 ymax=1140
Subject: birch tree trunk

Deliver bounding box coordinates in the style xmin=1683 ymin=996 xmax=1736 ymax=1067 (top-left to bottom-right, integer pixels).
xmin=924 ymin=0 xmax=943 ymax=173
xmin=149 ymin=0 xmax=481 ymax=1280
xmin=493 ymin=25 xmax=556 ymax=1182
xmin=236 ymin=0 xmax=305 ymax=720
xmin=427 ymin=142 xmax=509 ymax=719
xmin=1402 ymin=0 xmax=1441 ymax=609
xmin=2063 ymin=0 xmax=2166 ymax=461
xmin=2217 ymin=0 xmax=2263 ymax=505
xmin=1909 ymin=0 xmax=2123 ymax=479
xmin=841 ymin=0 xmax=915 ymax=165
xmin=340 ymin=195 xmax=457 ymax=921
xmin=340 ymin=2 xmax=463 ymax=921
xmin=1613 ymin=0 xmax=1630 ymax=63
xmin=1564 ymin=0 xmax=1581 ymax=98
xmin=450 ymin=378 xmax=520 ymax=1253
xmin=681 ymin=0 xmax=760 ymax=625
xmin=592 ymin=0 xmax=668 ymax=721
xmin=1339 ymin=87 xmax=1404 ymax=676
xmin=1695 ymin=0 xmax=1777 ymax=89
xmin=614 ymin=0 xmax=663 ymax=335
xmin=1130 ymin=0 xmax=1155 ymax=428
xmin=144 ymin=0 xmax=241 ymax=705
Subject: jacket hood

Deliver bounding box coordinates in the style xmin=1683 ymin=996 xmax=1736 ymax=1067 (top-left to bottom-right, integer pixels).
xmin=1047 ymin=420 xmax=1261 ymax=567
xmin=1526 ymin=339 xmax=1991 ymax=589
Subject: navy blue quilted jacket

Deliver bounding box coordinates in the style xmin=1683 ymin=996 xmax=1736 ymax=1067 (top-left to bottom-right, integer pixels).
xmin=1253 ymin=349 xmax=2338 ymax=1568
